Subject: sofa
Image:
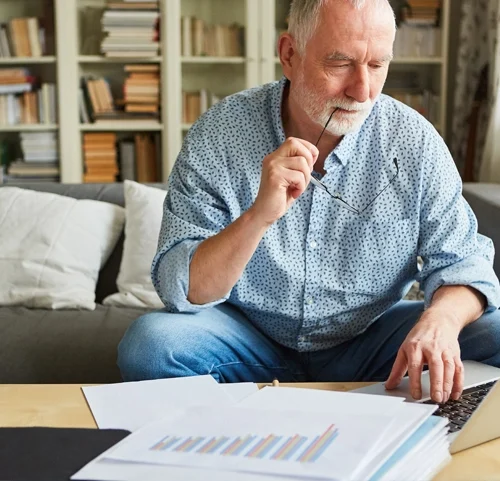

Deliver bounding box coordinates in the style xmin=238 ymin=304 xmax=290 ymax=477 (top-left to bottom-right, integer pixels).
xmin=0 ymin=181 xmax=498 ymax=384
xmin=0 ymin=182 xmax=166 ymax=384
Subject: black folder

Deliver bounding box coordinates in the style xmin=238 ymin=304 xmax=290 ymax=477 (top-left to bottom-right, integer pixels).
xmin=0 ymin=427 xmax=130 ymax=481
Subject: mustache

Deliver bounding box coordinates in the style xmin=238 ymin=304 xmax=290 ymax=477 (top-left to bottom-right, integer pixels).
xmin=328 ymin=98 xmax=372 ymax=112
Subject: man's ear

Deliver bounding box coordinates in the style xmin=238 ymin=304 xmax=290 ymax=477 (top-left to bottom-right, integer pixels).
xmin=277 ymin=33 xmax=298 ymax=80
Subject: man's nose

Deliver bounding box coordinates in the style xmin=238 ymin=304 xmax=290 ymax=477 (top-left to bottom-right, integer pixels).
xmin=345 ymin=66 xmax=370 ymax=104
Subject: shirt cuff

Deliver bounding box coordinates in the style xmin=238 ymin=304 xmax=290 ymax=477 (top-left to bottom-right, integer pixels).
xmin=422 ymin=256 xmax=500 ymax=313
xmin=153 ymin=239 xmax=231 ymax=313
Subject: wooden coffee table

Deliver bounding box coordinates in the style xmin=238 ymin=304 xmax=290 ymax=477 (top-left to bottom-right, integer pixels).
xmin=1 ymin=383 xmax=499 ymax=480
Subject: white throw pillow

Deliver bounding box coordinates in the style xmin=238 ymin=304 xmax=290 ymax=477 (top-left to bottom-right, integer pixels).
xmin=103 ymin=180 xmax=166 ymax=308
xmin=0 ymin=187 xmax=125 ymax=310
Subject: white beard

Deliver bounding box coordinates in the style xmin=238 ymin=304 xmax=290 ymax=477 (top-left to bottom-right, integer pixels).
xmin=292 ymin=72 xmax=374 ymax=136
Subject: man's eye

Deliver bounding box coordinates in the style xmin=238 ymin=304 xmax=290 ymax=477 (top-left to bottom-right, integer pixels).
xmin=370 ymin=64 xmax=384 ymax=69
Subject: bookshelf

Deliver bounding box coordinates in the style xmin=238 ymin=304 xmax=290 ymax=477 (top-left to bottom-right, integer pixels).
xmin=0 ymin=0 xmax=451 ymax=184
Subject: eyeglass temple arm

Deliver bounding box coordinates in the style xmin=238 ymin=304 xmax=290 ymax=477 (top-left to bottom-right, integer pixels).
xmin=358 ymin=158 xmax=399 ymax=214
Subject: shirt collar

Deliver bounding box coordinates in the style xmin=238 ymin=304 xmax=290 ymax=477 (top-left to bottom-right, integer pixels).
xmin=332 ymin=129 xmax=361 ymax=166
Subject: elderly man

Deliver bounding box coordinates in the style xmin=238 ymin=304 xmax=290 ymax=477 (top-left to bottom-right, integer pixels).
xmin=118 ymin=0 xmax=500 ymax=404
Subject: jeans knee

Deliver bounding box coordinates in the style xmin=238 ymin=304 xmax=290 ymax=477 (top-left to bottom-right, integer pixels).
xmin=117 ymin=311 xmax=188 ymax=381
xmin=460 ymin=308 xmax=500 ymax=365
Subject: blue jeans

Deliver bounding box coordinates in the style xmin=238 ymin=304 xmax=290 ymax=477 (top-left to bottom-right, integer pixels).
xmin=117 ymin=301 xmax=500 ymax=383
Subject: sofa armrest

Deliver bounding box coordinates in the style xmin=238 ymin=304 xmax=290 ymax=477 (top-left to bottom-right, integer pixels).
xmin=462 ymin=182 xmax=500 ymax=280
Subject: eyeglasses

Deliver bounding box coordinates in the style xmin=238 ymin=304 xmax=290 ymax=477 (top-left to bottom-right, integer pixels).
xmin=310 ymin=107 xmax=399 ymax=214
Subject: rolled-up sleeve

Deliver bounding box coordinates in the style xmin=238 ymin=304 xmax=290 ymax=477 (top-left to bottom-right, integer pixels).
xmin=151 ymin=129 xmax=232 ymax=312
xmin=417 ymin=129 xmax=500 ymax=312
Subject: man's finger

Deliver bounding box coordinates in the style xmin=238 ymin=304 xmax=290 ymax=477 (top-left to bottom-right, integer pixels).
xmin=385 ymin=349 xmax=408 ymax=390
xmin=442 ymin=350 xmax=455 ymax=403
xmin=281 ymin=138 xmax=317 ymax=171
xmin=428 ymin=353 xmax=444 ymax=403
xmin=282 ymin=168 xmax=307 ymax=199
xmin=282 ymin=157 xmax=312 ymax=184
xmin=291 ymin=137 xmax=320 ymax=163
xmin=407 ymin=349 xmax=424 ymax=400
xmin=451 ymin=358 xmax=465 ymax=401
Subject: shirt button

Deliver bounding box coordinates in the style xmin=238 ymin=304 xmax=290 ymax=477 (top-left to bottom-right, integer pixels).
xmin=298 ymin=335 xmax=306 ymax=343
xmin=309 ymin=240 xmax=317 ymax=249
xmin=306 ymin=297 xmax=314 ymax=305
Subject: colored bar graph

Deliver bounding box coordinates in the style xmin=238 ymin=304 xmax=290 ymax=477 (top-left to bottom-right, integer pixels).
xmin=149 ymin=425 xmax=339 ymax=464
xmin=308 ymin=431 xmax=339 ymax=462
xmin=151 ymin=436 xmax=182 ymax=451
xmin=197 ymin=437 xmax=217 ymax=454
xmin=174 ymin=437 xmax=194 ymax=452
xmin=245 ymin=434 xmax=275 ymax=458
xmin=205 ymin=436 xmax=230 ymax=454
xmin=256 ymin=436 xmax=283 ymax=459
xmin=282 ymin=437 xmax=308 ymax=460
xmin=183 ymin=437 xmax=205 ymax=453
xmin=297 ymin=424 xmax=338 ymax=463
xmin=232 ymin=436 xmax=256 ymax=456
xmin=221 ymin=437 xmax=243 ymax=456
xmin=272 ymin=435 xmax=302 ymax=460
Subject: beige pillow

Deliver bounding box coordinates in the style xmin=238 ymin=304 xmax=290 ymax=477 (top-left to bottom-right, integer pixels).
xmin=103 ymin=180 xmax=166 ymax=308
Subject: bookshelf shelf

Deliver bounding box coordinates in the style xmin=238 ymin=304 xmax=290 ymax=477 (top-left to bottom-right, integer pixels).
xmin=392 ymin=57 xmax=444 ymax=64
xmin=80 ymin=122 xmax=163 ymax=132
xmin=181 ymin=56 xmax=246 ymax=64
xmin=78 ymin=55 xmax=162 ymax=64
xmin=0 ymin=57 xmax=57 ymax=65
xmin=0 ymin=124 xmax=59 ymax=132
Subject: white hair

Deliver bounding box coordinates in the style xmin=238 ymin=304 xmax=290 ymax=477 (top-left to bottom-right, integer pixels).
xmin=288 ymin=0 xmax=395 ymax=54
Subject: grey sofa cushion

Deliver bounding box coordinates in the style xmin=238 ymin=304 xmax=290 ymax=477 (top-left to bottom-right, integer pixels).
xmin=0 ymin=305 xmax=148 ymax=383
xmin=0 ymin=182 xmax=168 ymax=303
xmin=463 ymin=183 xmax=500 ymax=279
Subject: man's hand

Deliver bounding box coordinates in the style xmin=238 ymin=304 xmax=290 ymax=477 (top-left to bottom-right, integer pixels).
xmin=249 ymin=137 xmax=319 ymax=226
xmin=385 ymin=311 xmax=464 ymax=404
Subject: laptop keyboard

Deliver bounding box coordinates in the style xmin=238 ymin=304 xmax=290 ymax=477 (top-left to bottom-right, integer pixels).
xmin=423 ymin=380 xmax=496 ymax=433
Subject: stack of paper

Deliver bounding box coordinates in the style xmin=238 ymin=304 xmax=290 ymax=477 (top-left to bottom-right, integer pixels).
xmin=73 ymin=377 xmax=450 ymax=481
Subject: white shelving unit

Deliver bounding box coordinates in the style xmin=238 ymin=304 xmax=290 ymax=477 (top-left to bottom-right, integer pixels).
xmin=0 ymin=0 xmax=450 ymax=183
xmin=0 ymin=56 xmax=57 ymax=64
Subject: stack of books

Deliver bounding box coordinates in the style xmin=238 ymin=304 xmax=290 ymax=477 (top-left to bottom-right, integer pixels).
xmin=6 ymin=132 xmax=59 ymax=183
xmin=182 ymin=88 xmax=220 ymax=124
xmin=83 ymin=133 xmax=119 ymax=183
xmin=79 ymin=76 xmax=115 ymax=124
xmin=118 ymin=133 xmax=160 ymax=182
xmin=80 ymin=73 xmax=161 ymax=124
xmin=123 ymin=64 xmax=160 ymax=121
xmin=395 ymin=0 xmax=442 ymax=57
xmin=101 ymin=1 xmax=160 ymax=58
xmin=181 ymin=16 xmax=245 ymax=57
xmin=0 ymin=17 xmax=47 ymax=58
xmin=0 ymin=69 xmax=57 ymax=125
xmin=402 ymin=0 xmax=441 ymax=23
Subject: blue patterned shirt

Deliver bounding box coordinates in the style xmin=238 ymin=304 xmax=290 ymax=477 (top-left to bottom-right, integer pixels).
xmin=152 ymin=77 xmax=500 ymax=351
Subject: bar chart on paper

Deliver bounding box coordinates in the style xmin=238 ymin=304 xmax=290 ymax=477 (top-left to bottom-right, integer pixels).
xmin=150 ymin=424 xmax=339 ymax=463
xmin=105 ymin=405 xmax=396 ymax=480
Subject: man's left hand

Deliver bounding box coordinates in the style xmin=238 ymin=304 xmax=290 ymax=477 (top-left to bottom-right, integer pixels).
xmin=385 ymin=311 xmax=464 ymax=404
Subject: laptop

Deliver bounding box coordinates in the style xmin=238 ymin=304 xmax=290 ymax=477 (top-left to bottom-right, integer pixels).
xmin=353 ymin=360 xmax=500 ymax=453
